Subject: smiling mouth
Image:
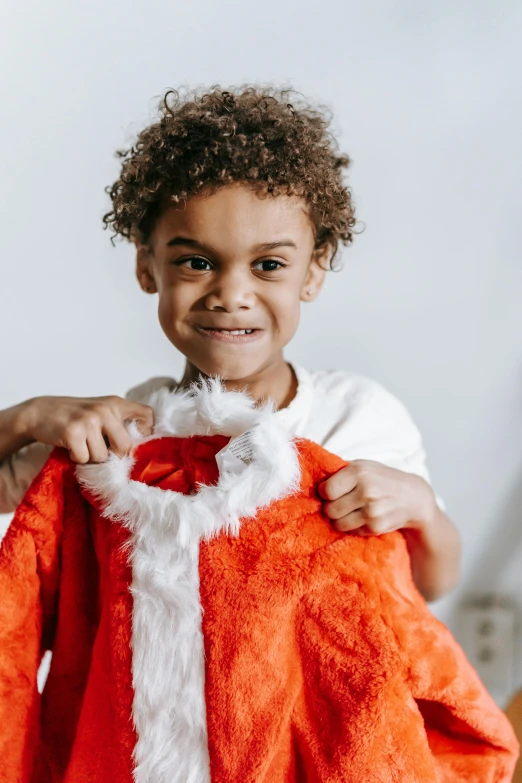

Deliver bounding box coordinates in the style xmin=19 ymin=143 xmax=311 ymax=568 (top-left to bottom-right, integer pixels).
xmin=196 ymin=327 xmax=263 ymax=343
xmin=206 ymin=328 xmax=254 ymax=335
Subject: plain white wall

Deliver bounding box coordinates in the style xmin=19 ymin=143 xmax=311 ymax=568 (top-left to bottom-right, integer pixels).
xmin=1 ymin=0 xmax=521 ymax=685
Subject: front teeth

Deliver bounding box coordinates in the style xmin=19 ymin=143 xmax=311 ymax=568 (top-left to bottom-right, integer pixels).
xmin=216 ymin=329 xmax=253 ymax=335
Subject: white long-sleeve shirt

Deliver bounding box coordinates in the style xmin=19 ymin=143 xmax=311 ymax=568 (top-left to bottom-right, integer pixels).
xmin=0 ymin=364 xmax=446 ymax=515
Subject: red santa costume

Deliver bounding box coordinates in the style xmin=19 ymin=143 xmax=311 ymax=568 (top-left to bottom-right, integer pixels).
xmin=0 ymin=381 xmax=518 ymax=782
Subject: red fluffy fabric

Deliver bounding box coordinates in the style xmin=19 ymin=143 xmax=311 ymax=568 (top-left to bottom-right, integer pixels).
xmin=0 ymin=437 xmax=518 ymax=782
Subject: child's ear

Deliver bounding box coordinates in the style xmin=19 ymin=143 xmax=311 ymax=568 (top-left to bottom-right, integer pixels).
xmin=134 ymin=241 xmax=158 ymax=295
xmin=300 ymin=244 xmax=331 ymax=302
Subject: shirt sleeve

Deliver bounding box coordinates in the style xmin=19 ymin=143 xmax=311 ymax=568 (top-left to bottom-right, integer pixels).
xmin=126 ymin=376 xmax=177 ymax=404
xmin=312 ymin=372 xmax=447 ymax=515
xmin=0 ymin=442 xmax=53 ymax=515
xmin=363 ymin=383 xmax=448 ymax=514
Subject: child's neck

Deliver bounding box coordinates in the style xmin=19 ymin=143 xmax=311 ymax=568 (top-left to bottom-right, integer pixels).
xmin=180 ymin=358 xmax=298 ymax=411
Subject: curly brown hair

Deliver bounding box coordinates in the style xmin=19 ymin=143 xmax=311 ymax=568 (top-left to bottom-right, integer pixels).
xmin=102 ymin=85 xmax=357 ymax=266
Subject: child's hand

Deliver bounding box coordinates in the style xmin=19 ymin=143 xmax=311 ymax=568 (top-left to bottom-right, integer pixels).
xmin=319 ymin=460 xmax=461 ymax=601
xmin=19 ymin=396 xmax=154 ymax=464
xmin=318 ymin=459 xmax=437 ymax=536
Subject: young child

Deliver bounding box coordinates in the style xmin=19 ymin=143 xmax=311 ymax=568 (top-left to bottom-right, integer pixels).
xmin=0 ymin=87 xmax=460 ymax=604
xmin=0 ymin=85 xmax=518 ymax=782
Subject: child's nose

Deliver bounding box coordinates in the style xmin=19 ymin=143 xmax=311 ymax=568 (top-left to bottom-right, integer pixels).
xmin=204 ymin=272 xmax=256 ymax=312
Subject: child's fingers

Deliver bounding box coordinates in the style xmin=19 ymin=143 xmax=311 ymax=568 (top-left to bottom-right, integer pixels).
xmin=102 ymin=413 xmax=133 ymax=457
xmin=66 ymin=440 xmax=90 ymax=465
xmin=86 ymin=429 xmax=110 ymax=464
xmin=323 ymin=489 xmax=362 ymax=521
xmin=318 ymin=464 xmax=356 ymax=501
xmin=120 ymin=400 xmax=154 ymax=435
xmin=332 ymin=509 xmax=367 ymax=533
xmin=352 ymin=525 xmax=373 ymax=536
xmin=62 ymin=423 xmax=91 ymax=464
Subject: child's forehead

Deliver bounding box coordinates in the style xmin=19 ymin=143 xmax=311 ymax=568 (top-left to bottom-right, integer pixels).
xmin=150 ymin=185 xmax=315 ymax=251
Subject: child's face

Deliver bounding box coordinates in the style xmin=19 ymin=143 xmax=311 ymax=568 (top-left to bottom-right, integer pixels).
xmin=135 ymin=184 xmax=327 ymax=381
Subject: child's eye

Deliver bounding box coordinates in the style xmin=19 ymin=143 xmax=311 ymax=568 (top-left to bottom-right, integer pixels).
xmin=177 ymin=256 xmax=212 ymax=271
xmin=253 ymin=259 xmax=285 ymax=272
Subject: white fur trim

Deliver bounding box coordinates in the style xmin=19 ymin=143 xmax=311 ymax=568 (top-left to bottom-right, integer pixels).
xmin=76 ymin=380 xmax=300 ymax=783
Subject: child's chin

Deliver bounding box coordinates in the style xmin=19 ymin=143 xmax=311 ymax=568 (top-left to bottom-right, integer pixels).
xmin=193 ymin=355 xmax=265 ymax=383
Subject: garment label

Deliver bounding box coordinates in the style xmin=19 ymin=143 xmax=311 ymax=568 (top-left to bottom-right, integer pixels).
xmin=215 ymin=426 xmax=258 ymax=475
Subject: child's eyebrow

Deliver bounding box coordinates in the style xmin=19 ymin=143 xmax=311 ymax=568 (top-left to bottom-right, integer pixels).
xmin=252 ymin=240 xmax=298 ymax=252
xmin=166 ymin=236 xmax=298 ymax=253
xmin=166 ymin=236 xmax=210 ymax=250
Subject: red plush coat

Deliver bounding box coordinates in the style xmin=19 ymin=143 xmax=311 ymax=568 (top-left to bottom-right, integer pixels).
xmin=0 ymin=384 xmax=518 ymax=782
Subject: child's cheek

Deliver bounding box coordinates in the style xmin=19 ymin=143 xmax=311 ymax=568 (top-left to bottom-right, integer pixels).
xmin=272 ymin=290 xmax=302 ymax=343
xmin=156 ymin=294 xmax=182 ymax=346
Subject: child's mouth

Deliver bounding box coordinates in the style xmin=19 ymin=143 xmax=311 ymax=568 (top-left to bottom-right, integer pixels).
xmin=196 ymin=327 xmax=263 ymax=344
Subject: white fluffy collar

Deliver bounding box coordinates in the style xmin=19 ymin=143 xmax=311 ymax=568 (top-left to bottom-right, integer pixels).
xmin=76 ymin=379 xmax=301 ymax=538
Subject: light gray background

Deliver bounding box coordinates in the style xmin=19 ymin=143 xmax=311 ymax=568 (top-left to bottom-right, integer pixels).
xmin=1 ymin=0 xmax=521 ymax=691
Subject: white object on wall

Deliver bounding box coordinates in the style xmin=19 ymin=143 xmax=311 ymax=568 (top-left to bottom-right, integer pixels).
xmin=458 ymin=595 xmax=516 ymax=708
